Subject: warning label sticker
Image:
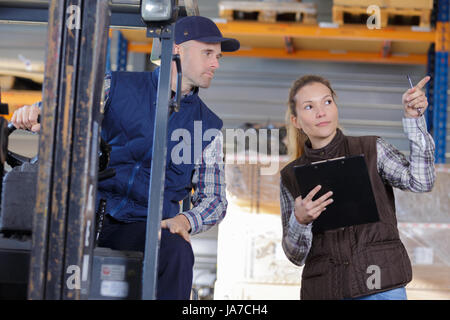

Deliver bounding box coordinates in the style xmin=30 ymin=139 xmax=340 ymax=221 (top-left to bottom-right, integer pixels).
xmin=101 ymin=264 xmax=126 ymax=281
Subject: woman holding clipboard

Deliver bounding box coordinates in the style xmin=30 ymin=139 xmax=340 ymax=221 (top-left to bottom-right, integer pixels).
xmin=280 ymin=74 xmax=435 ymax=300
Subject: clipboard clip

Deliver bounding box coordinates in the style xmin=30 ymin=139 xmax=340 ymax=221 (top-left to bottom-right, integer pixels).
xmin=311 ymin=156 xmax=346 ymax=165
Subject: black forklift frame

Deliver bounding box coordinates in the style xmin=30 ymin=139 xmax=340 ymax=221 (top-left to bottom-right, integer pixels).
xmin=27 ymin=0 xmax=110 ymax=300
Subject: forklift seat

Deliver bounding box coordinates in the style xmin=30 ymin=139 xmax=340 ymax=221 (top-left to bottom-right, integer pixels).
xmin=0 ymin=162 xmax=37 ymax=235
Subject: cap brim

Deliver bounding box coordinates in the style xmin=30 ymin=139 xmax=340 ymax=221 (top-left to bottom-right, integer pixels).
xmin=196 ymin=36 xmax=240 ymax=52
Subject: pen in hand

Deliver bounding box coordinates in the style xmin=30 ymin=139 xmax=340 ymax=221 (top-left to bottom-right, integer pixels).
xmin=407 ymin=75 xmax=422 ymax=116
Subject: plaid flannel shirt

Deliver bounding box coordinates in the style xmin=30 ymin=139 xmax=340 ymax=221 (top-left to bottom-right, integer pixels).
xmin=280 ymin=116 xmax=436 ymax=266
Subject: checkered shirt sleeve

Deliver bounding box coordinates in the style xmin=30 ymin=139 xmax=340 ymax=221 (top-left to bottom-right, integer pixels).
xmin=377 ymin=116 xmax=436 ymax=192
xmin=280 ymin=181 xmax=312 ymax=266
xmin=182 ymin=134 xmax=228 ymax=235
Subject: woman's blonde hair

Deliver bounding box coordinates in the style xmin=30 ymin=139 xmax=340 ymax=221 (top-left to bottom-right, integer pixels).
xmin=286 ymin=75 xmax=337 ymax=160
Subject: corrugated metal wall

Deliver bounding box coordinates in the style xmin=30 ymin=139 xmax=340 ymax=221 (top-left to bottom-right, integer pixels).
xmin=201 ymin=57 xmax=450 ymax=157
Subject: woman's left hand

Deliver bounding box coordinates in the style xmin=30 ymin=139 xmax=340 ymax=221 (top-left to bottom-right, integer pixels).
xmin=402 ymin=76 xmax=430 ymax=118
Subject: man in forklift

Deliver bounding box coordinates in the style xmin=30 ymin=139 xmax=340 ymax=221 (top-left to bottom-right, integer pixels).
xmin=11 ymin=16 xmax=240 ymax=300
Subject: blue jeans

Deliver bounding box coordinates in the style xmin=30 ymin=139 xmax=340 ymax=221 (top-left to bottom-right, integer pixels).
xmin=347 ymin=287 xmax=407 ymax=300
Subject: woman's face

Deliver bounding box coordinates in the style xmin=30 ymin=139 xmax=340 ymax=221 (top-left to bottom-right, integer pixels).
xmin=291 ymin=82 xmax=339 ymax=149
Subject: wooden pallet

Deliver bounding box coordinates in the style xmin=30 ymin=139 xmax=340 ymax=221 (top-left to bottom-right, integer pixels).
xmin=0 ymin=76 xmax=15 ymax=91
xmin=333 ymin=0 xmax=433 ymax=10
xmin=332 ymin=5 xmax=431 ymax=28
xmin=218 ymin=1 xmax=317 ymax=24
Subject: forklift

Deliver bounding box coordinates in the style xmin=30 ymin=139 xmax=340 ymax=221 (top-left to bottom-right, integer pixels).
xmin=0 ymin=0 xmax=197 ymax=300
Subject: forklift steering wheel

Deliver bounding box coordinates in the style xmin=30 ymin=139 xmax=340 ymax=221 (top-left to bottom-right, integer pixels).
xmin=5 ymin=122 xmax=36 ymax=168
xmin=4 ymin=121 xmax=115 ymax=181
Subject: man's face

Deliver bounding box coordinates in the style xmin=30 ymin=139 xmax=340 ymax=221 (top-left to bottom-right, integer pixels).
xmin=177 ymin=40 xmax=222 ymax=89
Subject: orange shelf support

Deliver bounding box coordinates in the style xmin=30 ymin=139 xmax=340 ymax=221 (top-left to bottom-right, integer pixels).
xmin=1 ymin=90 xmax=42 ymax=121
xmin=223 ymin=47 xmax=427 ymax=65
xmin=128 ymin=42 xmax=153 ymax=53
xmin=216 ymin=22 xmax=436 ymax=43
xmin=122 ymin=22 xmax=436 ymax=64
xmin=435 ymin=21 xmax=450 ymax=51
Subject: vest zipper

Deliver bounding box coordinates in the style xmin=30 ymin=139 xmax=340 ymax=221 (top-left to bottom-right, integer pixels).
xmin=109 ymin=104 xmax=176 ymax=218
xmin=109 ymin=162 xmax=142 ymax=217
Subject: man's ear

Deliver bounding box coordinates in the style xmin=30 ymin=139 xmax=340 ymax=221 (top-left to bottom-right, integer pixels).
xmin=173 ymin=44 xmax=181 ymax=54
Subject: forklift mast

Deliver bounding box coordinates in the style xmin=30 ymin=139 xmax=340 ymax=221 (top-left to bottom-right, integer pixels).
xmin=28 ymin=0 xmax=110 ymax=299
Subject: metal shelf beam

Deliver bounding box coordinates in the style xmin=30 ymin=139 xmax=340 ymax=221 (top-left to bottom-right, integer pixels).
xmin=216 ymin=22 xmax=436 ymax=43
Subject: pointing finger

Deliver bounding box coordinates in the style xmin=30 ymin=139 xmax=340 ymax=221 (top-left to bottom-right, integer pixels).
xmin=415 ymin=76 xmax=431 ymax=89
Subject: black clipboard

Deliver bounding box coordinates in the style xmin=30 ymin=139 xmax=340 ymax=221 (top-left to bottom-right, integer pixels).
xmin=294 ymin=155 xmax=380 ymax=234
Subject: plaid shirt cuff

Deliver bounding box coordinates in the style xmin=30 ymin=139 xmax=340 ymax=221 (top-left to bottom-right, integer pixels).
xmin=181 ymin=211 xmax=201 ymax=235
xmin=280 ymin=181 xmax=312 ymax=266
xmin=402 ymin=116 xmax=429 ymax=150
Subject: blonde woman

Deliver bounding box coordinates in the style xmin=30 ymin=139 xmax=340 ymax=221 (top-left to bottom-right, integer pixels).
xmin=280 ymin=75 xmax=435 ymax=300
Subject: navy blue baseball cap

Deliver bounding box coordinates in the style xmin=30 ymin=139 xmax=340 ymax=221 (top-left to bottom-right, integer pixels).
xmin=175 ymin=16 xmax=240 ymax=52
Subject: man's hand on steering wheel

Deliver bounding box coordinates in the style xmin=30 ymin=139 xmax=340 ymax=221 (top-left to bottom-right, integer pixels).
xmin=11 ymin=104 xmax=41 ymax=133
